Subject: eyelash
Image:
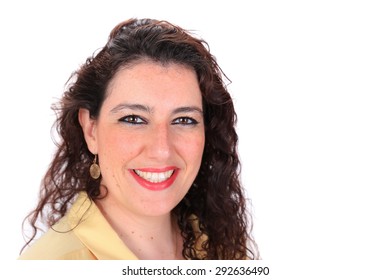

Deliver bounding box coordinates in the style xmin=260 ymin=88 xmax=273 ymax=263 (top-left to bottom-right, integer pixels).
xmin=119 ymin=115 xmax=146 ymax=125
xmin=172 ymin=117 xmax=199 ymax=126
xmin=118 ymin=115 xmax=199 ymax=126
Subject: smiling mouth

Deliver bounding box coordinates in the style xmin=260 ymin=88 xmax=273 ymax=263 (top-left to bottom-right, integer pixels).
xmin=133 ymin=169 xmax=175 ymax=183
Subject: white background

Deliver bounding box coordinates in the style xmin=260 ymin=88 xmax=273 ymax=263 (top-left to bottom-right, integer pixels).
xmin=1 ymin=0 xmax=389 ymax=279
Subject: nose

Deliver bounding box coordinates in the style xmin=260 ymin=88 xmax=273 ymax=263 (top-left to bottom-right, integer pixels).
xmin=145 ymin=123 xmax=173 ymax=161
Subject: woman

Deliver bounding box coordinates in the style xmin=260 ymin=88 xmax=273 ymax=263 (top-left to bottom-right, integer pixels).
xmin=19 ymin=18 xmax=258 ymax=260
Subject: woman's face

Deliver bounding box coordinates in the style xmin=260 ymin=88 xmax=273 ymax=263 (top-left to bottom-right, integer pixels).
xmin=80 ymin=61 xmax=205 ymax=217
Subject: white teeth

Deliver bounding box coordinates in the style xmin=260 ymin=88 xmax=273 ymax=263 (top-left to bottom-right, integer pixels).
xmin=134 ymin=169 xmax=174 ymax=183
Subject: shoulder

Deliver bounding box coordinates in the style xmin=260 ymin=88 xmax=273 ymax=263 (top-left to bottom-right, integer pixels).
xmin=18 ymin=225 xmax=96 ymax=260
xmin=18 ymin=192 xmax=98 ymax=260
xmin=18 ymin=213 xmax=96 ymax=260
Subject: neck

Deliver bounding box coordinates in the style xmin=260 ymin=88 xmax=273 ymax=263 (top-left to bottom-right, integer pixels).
xmin=95 ymin=198 xmax=183 ymax=260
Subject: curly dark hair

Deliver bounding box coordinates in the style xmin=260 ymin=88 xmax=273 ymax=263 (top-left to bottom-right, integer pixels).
xmin=21 ymin=18 xmax=258 ymax=259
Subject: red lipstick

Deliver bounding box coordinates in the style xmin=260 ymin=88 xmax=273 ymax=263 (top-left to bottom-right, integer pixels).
xmin=130 ymin=167 xmax=179 ymax=191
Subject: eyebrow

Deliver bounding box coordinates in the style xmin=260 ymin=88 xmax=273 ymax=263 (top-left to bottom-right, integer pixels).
xmin=172 ymin=106 xmax=203 ymax=116
xmin=109 ymin=103 xmax=203 ymax=116
xmin=110 ymin=103 xmax=152 ymax=114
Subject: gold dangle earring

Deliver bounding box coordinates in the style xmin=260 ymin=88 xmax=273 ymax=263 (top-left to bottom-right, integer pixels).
xmin=89 ymin=154 xmax=101 ymax=179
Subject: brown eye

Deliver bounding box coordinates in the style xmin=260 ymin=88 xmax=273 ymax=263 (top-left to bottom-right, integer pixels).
xmin=172 ymin=117 xmax=198 ymax=125
xmin=119 ymin=115 xmax=147 ymax=125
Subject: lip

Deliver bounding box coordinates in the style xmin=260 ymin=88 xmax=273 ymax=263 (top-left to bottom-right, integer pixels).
xmin=130 ymin=167 xmax=179 ymax=191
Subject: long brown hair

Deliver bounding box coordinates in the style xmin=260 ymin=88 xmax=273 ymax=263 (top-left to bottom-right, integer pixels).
xmin=22 ymin=18 xmax=258 ymax=259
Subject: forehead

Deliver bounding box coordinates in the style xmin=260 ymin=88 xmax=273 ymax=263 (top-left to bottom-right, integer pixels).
xmin=104 ymin=61 xmax=202 ymax=106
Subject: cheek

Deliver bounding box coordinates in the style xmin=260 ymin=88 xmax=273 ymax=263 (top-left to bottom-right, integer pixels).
xmin=177 ymin=132 xmax=205 ymax=166
xmin=97 ymin=129 xmax=142 ymax=169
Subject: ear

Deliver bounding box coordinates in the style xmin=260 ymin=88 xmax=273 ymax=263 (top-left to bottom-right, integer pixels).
xmin=78 ymin=108 xmax=98 ymax=154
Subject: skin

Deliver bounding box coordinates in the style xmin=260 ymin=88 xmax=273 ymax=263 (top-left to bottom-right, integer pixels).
xmin=79 ymin=61 xmax=205 ymax=259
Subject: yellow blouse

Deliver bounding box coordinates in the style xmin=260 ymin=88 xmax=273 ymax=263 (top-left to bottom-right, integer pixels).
xmin=18 ymin=192 xmax=206 ymax=260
